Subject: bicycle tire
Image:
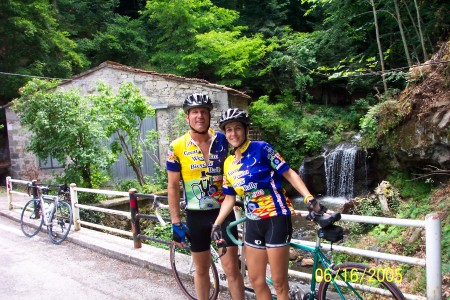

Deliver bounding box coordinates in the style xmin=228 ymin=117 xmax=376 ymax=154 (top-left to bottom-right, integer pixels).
xmin=170 ymin=242 xmax=220 ymax=300
xmin=48 ymin=201 xmax=73 ymax=244
xmin=317 ymin=262 xmax=405 ymax=300
xmin=20 ymin=199 xmax=44 ymax=237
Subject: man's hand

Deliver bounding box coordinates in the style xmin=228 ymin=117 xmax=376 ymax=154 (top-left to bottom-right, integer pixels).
xmin=172 ymin=222 xmax=188 ymax=244
xmin=211 ymin=224 xmax=222 ymax=241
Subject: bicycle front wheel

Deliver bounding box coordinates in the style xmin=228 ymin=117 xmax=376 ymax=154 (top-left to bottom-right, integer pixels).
xmin=20 ymin=199 xmax=43 ymax=237
xmin=48 ymin=201 xmax=73 ymax=244
xmin=317 ymin=262 xmax=405 ymax=300
xmin=170 ymin=242 xmax=220 ymax=300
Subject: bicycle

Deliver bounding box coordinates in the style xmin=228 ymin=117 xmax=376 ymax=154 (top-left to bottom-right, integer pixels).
xmin=226 ymin=209 xmax=406 ymax=300
xmin=20 ymin=181 xmax=73 ymax=244
xmin=132 ymin=194 xmax=241 ymax=300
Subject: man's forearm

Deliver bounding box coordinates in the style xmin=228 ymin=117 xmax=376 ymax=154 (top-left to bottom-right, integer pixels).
xmin=168 ymin=186 xmax=181 ymax=223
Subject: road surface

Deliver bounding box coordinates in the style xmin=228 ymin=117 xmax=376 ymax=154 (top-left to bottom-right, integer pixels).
xmin=0 ymin=215 xmax=194 ymax=300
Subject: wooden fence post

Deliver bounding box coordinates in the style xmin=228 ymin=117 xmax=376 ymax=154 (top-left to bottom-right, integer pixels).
xmin=129 ymin=188 xmax=142 ymax=249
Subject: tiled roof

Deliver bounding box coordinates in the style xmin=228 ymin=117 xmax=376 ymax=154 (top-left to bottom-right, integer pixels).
xmin=60 ymin=61 xmax=251 ymax=99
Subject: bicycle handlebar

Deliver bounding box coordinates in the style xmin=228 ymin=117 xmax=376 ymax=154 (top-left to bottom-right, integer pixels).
xmin=225 ymin=211 xmax=342 ymax=245
xmin=226 ymin=217 xmax=246 ymax=246
xmin=27 ymin=182 xmax=69 ymax=196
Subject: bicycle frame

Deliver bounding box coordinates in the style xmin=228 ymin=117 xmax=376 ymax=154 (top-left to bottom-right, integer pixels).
xmin=28 ymin=186 xmax=59 ymax=226
xmin=290 ymin=239 xmax=332 ymax=299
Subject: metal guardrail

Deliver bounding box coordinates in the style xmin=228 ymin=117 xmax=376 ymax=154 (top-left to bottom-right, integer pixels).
xmin=5 ymin=176 xmax=441 ymax=299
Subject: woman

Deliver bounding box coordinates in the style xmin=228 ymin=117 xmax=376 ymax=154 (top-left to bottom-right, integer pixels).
xmin=211 ymin=108 xmax=320 ymax=300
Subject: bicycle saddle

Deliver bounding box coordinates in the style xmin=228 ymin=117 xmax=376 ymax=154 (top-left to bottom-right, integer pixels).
xmin=312 ymin=212 xmax=342 ymax=228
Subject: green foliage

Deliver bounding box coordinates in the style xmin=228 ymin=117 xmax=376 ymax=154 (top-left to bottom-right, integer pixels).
xmin=11 ymin=79 xmax=114 ymax=188
xmin=0 ymin=0 xmax=87 ymax=100
xmin=183 ymin=30 xmax=269 ymax=86
xmin=114 ymin=165 xmax=168 ymax=194
xmin=443 ymin=223 xmax=450 ymax=274
xmin=263 ymin=29 xmax=317 ymax=100
xmin=249 ymin=96 xmax=365 ymax=167
xmin=349 ymin=184 xmax=401 ymax=235
xmin=142 ymin=0 xmax=241 ymax=75
xmin=147 ymin=165 xmax=169 ymax=192
xmin=142 ymin=222 xmax=172 ymax=250
xmin=387 ymin=171 xmax=433 ymax=199
xmin=359 ymin=98 xmax=406 ymax=149
xmin=77 ymin=15 xmax=150 ymax=68
xmin=90 ymin=81 xmax=157 ymax=186
xmin=54 ymin=0 xmax=119 ymax=38
xmin=167 ymin=109 xmax=190 ymax=142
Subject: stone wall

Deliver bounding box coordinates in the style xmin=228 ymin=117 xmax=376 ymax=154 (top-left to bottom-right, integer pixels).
xmin=6 ymin=62 xmax=250 ymax=181
xmin=5 ymin=108 xmax=60 ymax=181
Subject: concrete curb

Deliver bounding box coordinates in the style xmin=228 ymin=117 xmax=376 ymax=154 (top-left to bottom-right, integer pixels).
xmin=0 ymin=200 xmax=173 ymax=277
xmin=0 ymin=196 xmax=231 ymax=296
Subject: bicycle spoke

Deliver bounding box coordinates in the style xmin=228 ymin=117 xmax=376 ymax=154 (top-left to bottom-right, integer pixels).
xmin=317 ymin=263 xmax=405 ymax=300
xmin=20 ymin=199 xmax=43 ymax=237
xmin=48 ymin=201 xmax=73 ymax=244
xmin=170 ymin=242 xmax=219 ymax=300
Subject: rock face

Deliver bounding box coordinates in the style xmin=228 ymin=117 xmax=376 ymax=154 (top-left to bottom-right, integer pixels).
xmin=394 ymin=41 xmax=450 ymax=171
xmin=298 ymin=41 xmax=450 ymax=196
xmin=298 ymin=146 xmax=378 ymax=198
xmin=299 ymin=155 xmax=326 ymax=196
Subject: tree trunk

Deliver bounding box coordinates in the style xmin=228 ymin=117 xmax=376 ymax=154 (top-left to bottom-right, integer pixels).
xmin=118 ymin=134 xmax=146 ymax=186
xmin=370 ymin=0 xmax=388 ymax=92
xmin=413 ymin=0 xmax=428 ymax=61
xmin=394 ymin=0 xmax=412 ymax=66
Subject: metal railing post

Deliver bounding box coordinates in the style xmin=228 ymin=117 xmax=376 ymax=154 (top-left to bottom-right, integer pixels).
xmin=70 ymin=183 xmax=81 ymax=231
xmin=6 ymin=176 xmax=12 ymax=209
xmin=425 ymin=213 xmax=441 ymax=299
xmin=129 ymin=188 xmax=142 ymax=249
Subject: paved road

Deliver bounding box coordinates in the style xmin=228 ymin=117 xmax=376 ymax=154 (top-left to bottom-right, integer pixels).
xmin=0 ymin=215 xmax=189 ymax=300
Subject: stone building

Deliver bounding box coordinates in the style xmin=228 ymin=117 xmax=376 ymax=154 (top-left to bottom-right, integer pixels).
xmin=5 ymin=61 xmax=251 ymax=181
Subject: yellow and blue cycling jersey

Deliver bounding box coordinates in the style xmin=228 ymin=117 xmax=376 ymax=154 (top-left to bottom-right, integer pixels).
xmin=166 ymin=129 xmax=229 ymax=210
xmin=222 ymin=140 xmax=295 ymax=220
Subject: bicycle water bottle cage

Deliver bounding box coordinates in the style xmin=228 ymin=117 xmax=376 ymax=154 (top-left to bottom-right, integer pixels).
xmin=318 ymin=225 xmax=344 ymax=242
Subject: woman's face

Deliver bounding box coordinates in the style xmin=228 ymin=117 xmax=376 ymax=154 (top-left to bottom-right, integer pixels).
xmin=224 ymin=121 xmax=246 ymax=148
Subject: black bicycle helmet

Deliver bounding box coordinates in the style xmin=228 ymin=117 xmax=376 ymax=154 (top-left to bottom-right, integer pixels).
xmin=183 ymin=93 xmax=213 ymax=113
xmin=219 ymin=108 xmax=250 ymax=130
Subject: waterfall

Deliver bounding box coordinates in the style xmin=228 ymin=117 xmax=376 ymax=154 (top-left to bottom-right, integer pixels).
xmin=324 ymin=144 xmax=358 ymax=199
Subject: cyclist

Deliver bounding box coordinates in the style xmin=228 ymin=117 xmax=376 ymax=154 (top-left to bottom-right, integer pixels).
xmin=166 ymin=94 xmax=245 ymax=300
xmin=212 ymin=108 xmax=320 ymax=300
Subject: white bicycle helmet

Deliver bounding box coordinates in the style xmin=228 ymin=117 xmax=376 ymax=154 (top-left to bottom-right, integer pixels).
xmin=183 ymin=93 xmax=213 ymax=113
xmin=219 ymin=108 xmax=250 ymax=130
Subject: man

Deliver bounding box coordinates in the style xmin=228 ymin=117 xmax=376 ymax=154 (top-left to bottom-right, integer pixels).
xmin=166 ymin=93 xmax=244 ymax=300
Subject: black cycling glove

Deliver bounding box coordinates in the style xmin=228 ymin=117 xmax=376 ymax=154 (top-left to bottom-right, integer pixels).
xmin=211 ymin=224 xmax=222 ymax=241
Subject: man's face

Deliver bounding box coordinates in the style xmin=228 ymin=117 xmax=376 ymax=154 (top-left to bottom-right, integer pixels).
xmin=186 ymin=107 xmax=211 ymax=133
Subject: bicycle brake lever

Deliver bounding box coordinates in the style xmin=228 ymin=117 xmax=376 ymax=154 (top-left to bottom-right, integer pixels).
xmin=217 ymin=241 xmax=228 ymax=258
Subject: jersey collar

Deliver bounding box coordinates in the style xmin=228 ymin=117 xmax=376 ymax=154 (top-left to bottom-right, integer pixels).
xmin=185 ymin=128 xmax=216 ymax=146
xmin=237 ymin=139 xmax=251 ymax=154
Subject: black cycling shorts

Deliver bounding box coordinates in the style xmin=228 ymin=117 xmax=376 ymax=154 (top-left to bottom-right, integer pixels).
xmin=245 ymin=215 xmax=292 ymax=249
xmin=186 ymin=209 xmax=238 ymax=252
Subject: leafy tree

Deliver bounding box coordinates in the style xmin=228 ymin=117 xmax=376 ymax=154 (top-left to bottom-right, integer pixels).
xmin=53 ymin=0 xmax=119 ymax=39
xmin=262 ymin=28 xmax=317 ymax=100
xmin=182 ymin=30 xmax=269 ymax=86
xmin=11 ymin=79 xmax=114 ymax=188
xmin=90 ymin=82 xmax=157 ymax=187
xmin=141 ymin=0 xmax=266 ymax=83
xmin=0 ymin=0 xmax=87 ymax=102
xmin=77 ymin=15 xmax=150 ymax=68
